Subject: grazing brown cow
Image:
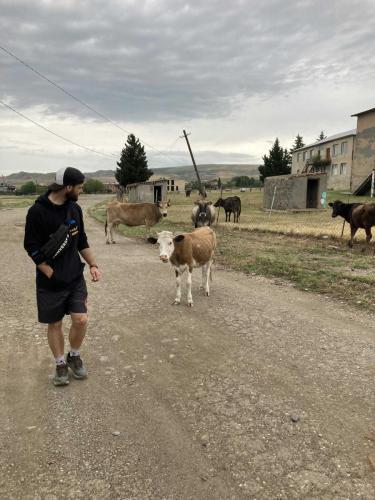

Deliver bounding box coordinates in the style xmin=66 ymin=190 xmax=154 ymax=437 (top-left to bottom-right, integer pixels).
xmin=148 ymin=227 xmax=216 ymax=307
xmin=105 ymin=201 xmax=169 ymax=244
xmin=329 ymin=200 xmax=375 ymax=247
xmin=214 ymin=196 xmax=241 ymax=223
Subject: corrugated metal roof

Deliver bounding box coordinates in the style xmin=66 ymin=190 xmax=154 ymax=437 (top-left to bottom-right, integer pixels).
xmin=126 ymin=179 xmax=167 ymax=188
xmin=294 ymin=129 xmax=356 ymax=152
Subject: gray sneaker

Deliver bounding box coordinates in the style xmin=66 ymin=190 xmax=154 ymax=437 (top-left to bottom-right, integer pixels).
xmin=53 ymin=363 xmax=69 ymax=386
xmin=66 ymin=353 xmax=87 ymax=379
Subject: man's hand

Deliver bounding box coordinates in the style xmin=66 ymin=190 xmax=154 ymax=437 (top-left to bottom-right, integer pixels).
xmin=37 ymin=262 xmax=54 ymax=279
xmin=90 ymin=266 xmax=101 ymax=282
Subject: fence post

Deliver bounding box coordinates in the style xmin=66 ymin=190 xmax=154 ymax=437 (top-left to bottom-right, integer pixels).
xmin=269 ymin=186 xmax=277 ymax=217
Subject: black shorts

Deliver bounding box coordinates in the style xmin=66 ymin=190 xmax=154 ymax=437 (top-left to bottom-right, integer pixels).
xmin=36 ymin=276 xmax=87 ymax=324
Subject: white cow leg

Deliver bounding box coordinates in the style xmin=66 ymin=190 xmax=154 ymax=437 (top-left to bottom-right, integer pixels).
xmin=187 ymin=269 xmax=193 ymax=307
xmin=205 ymin=262 xmax=211 ymax=296
xmin=200 ymin=265 xmax=206 ymax=290
xmin=111 ymin=223 xmax=117 ymax=244
xmin=173 ymin=270 xmax=182 ymax=305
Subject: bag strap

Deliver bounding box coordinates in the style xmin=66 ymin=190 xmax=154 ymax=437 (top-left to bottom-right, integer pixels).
xmin=65 ymin=201 xmax=74 ymax=225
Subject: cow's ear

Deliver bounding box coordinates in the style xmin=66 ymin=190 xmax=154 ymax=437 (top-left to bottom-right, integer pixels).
xmin=174 ymin=234 xmax=185 ymax=243
xmin=147 ymin=237 xmax=158 ymax=244
xmin=206 ymin=201 xmax=212 ymax=205
xmin=194 ymin=200 xmax=200 ymax=205
xmin=328 ymin=202 xmax=333 ymax=207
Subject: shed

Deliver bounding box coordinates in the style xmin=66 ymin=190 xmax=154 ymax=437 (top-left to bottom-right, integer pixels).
xmin=126 ymin=179 xmax=168 ymax=203
xmin=263 ymin=173 xmax=327 ymax=210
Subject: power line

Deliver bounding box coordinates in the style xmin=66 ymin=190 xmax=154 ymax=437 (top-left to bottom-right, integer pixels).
xmin=0 ymin=99 xmax=118 ymax=159
xmin=0 ymin=44 xmax=187 ymax=167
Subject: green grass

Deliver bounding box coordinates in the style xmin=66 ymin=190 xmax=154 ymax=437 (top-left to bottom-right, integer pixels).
xmin=90 ymin=193 xmax=375 ymax=311
xmin=0 ymin=195 xmax=36 ymax=209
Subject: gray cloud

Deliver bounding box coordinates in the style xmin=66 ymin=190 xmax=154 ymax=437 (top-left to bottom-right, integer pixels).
xmin=1 ymin=0 xmax=375 ymax=123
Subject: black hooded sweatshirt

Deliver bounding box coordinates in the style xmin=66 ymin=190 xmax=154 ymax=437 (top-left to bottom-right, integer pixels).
xmin=24 ymin=192 xmax=89 ymax=290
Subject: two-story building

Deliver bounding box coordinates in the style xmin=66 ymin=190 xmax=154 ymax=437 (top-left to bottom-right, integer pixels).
xmin=351 ymin=107 xmax=375 ymax=191
xmin=291 ymin=107 xmax=375 ymax=192
xmin=291 ymin=130 xmax=356 ymax=191
xmin=150 ymin=176 xmax=186 ymax=193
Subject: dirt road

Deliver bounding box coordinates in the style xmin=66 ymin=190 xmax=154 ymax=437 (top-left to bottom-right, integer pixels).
xmin=0 ymin=195 xmax=374 ymax=499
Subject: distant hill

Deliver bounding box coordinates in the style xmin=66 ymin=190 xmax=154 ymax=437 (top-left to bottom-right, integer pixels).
xmin=5 ymin=164 xmax=259 ymax=186
xmin=152 ymin=164 xmax=259 ymax=181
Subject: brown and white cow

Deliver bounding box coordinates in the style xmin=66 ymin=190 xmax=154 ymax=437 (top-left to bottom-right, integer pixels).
xmin=105 ymin=201 xmax=169 ymax=244
xmin=149 ymin=226 xmax=216 ymax=307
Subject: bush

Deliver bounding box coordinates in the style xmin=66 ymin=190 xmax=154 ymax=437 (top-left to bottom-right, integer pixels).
xmin=84 ymin=179 xmax=106 ymax=194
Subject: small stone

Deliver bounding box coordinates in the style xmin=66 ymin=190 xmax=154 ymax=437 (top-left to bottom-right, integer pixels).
xmin=112 ymin=431 xmax=120 ymax=436
xmin=201 ymin=434 xmax=209 ymax=446
xmin=169 ymin=354 xmax=175 ymax=359
xmin=368 ymin=453 xmax=375 ymax=470
xmin=290 ymin=414 xmax=300 ymax=423
xmin=365 ymin=431 xmax=375 ymax=441
xmin=26 ymin=426 xmax=37 ymax=430
xmin=100 ymin=356 xmax=108 ymax=363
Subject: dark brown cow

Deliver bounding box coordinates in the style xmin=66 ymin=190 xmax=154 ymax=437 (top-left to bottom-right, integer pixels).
xmin=214 ymin=196 xmax=241 ymax=223
xmin=105 ymin=201 xmax=169 ymax=244
xmin=329 ymin=200 xmax=375 ymax=247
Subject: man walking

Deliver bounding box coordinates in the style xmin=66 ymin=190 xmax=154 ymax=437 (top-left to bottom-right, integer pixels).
xmin=24 ymin=167 xmax=101 ymax=386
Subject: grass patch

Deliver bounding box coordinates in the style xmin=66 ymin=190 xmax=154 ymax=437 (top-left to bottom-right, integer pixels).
xmin=0 ymin=196 xmax=35 ymax=209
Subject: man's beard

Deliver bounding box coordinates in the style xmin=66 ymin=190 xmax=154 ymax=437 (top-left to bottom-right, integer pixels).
xmin=66 ymin=191 xmax=78 ymax=202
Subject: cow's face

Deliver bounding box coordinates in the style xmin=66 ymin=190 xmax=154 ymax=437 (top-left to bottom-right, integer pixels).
xmin=213 ymin=198 xmax=223 ymax=208
xmin=195 ymin=201 xmax=213 ymax=227
xmin=148 ymin=231 xmax=175 ymax=262
xmin=156 ymin=201 xmax=169 ymax=217
xmin=328 ymin=200 xmax=344 ymax=218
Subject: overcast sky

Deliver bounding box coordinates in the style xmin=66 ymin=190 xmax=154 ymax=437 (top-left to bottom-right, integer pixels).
xmin=1 ymin=0 xmax=375 ymax=175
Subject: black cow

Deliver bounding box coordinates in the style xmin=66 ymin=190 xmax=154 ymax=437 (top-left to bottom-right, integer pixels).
xmin=214 ymin=196 xmax=241 ymax=223
xmin=329 ymin=200 xmax=375 ymax=247
xmin=191 ymin=201 xmax=216 ymax=228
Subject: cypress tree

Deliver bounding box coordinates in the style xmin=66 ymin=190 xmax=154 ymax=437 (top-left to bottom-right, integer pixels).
xmin=258 ymin=138 xmax=291 ymax=183
xmin=115 ymin=134 xmax=153 ymax=188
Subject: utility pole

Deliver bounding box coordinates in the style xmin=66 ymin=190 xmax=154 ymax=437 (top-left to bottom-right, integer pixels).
xmin=181 ymin=130 xmax=205 ymax=197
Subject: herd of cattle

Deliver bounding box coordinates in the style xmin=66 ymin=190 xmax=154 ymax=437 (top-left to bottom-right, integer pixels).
xmin=104 ymin=196 xmax=375 ymax=305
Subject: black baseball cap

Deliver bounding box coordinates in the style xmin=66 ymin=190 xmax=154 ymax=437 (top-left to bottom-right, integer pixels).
xmin=49 ymin=167 xmax=85 ymax=191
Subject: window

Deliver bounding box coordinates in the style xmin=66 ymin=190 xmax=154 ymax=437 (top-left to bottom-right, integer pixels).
xmin=303 ymin=151 xmax=306 ymax=162
xmin=341 ymin=142 xmax=347 ymax=155
xmin=332 ymin=164 xmax=338 ymax=175
xmin=333 ymin=144 xmax=339 ymax=156
xmin=340 ymin=163 xmax=347 ymax=175
xmin=310 ymin=150 xmax=314 ymax=159
xmin=297 ymin=152 xmax=300 ymax=162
